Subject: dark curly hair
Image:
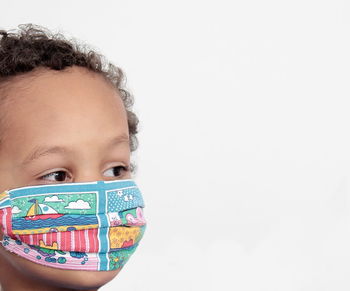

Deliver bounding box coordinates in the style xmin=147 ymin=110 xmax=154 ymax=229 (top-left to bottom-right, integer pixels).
xmin=0 ymin=23 xmax=138 ymax=155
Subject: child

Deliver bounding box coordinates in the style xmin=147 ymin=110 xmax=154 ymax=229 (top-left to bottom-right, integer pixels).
xmin=0 ymin=24 xmax=146 ymax=291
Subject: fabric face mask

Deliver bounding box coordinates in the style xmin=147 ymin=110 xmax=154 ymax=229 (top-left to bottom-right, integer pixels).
xmin=0 ymin=179 xmax=146 ymax=271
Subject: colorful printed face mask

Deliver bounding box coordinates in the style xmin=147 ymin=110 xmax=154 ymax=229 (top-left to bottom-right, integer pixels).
xmin=0 ymin=179 xmax=146 ymax=271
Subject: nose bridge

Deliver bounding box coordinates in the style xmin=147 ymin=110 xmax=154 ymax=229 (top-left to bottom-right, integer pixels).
xmin=74 ymin=174 xmax=104 ymax=183
xmin=74 ymin=169 xmax=105 ymax=183
xmin=73 ymin=160 xmax=104 ymax=183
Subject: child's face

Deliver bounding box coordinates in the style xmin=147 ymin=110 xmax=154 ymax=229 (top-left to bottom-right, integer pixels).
xmin=0 ymin=66 xmax=131 ymax=288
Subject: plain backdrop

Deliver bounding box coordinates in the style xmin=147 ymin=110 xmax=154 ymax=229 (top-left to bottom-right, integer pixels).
xmin=2 ymin=0 xmax=350 ymax=290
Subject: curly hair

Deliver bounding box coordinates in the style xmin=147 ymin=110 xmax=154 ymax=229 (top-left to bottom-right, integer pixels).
xmin=0 ymin=23 xmax=138 ymax=154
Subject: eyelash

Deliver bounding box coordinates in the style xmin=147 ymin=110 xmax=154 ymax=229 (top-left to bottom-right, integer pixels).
xmin=39 ymin=165 xmax=129 ymax=183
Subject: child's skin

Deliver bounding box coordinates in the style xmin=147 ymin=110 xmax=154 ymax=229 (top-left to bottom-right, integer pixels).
xmin=0 ymin=66 xmax=132 ymax=290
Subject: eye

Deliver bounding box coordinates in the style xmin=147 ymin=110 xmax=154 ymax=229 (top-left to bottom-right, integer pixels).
xmin=39 ymin=170 xmax=70 ymax=182
xmin=103 ymin=166 xmax=128 ymax=177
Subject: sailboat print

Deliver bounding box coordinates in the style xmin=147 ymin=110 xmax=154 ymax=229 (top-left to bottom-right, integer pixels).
xmin=25 ymin=199 xmax=64 ymax=221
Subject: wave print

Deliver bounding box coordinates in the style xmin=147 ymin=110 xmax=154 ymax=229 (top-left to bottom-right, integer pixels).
xmin=12 ymin=215 xmax=99 ymax=230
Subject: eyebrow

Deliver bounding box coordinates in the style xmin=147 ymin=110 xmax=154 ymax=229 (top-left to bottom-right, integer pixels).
xmin=21 ymin=134 xmax=130 ymax=166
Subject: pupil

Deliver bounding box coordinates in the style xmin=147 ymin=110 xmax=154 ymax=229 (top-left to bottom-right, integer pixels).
xmin=113 ymin=167 xmax=121 ymax=176
xmin=55 ymin=171 xmax=66 ymax=181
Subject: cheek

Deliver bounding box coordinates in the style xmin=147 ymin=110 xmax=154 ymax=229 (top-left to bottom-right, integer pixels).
xmin=0 ymin=170 xmax=22 ymax=195
xmin=0 ymin=164 xmax=35 ymax=194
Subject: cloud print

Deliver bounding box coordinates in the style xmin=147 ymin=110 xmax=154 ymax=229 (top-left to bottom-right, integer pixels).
xmin=44 ymin=195 xmax=64 ymax=202
xmin=64 ymin=199 xmax=91 ymax=209
xmin=12 ymin=206 xmax=21 ymax=214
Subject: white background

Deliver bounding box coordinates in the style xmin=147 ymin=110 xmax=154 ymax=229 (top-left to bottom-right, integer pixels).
xmin=2 ymin=1 xmax=350 ymax=290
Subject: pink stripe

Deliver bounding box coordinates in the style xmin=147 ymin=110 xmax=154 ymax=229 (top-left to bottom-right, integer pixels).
xmin=85 ymin=229 xmax=89 ymax=252
xmin=61 ymin=231 xmax=70 ymax=250
xmin=78 ymin=229 xmax=85 ymax=252
xmin=2 ymin=209 xmax=6 ymax=233
xmin=57 ymin=231 xmax=61 ymax=248
xmin=93 ymin=228 xmax=97 ymax=251
xmin=47 ymin=232 xmax=51 ymax=245
xmin=53 ymin=232 xmax=57 ymax=248
xmin=75 ymin=230 xmax=79 ymax=250
xmin=38 ymin=234 xmax=43 ymax=246
xmin=90 ymin=229 xmax=95 ymax=251
xmin=71 ymin=230 xmax=75 ymax=250
xmin=2 ymin=208 xmax=7 ymax=234
xmin=6 ymin=208 xmax=13 ymax=237
xmin=0 ymin=210 xmax=3 ymax=234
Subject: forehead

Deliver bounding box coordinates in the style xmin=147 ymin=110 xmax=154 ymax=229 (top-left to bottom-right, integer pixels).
xmin=0 ymin=66 xmax=128 ymax=158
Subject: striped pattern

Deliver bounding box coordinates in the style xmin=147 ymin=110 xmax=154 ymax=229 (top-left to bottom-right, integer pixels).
xmin=2 ymin=234 xmax=141 ymax=271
